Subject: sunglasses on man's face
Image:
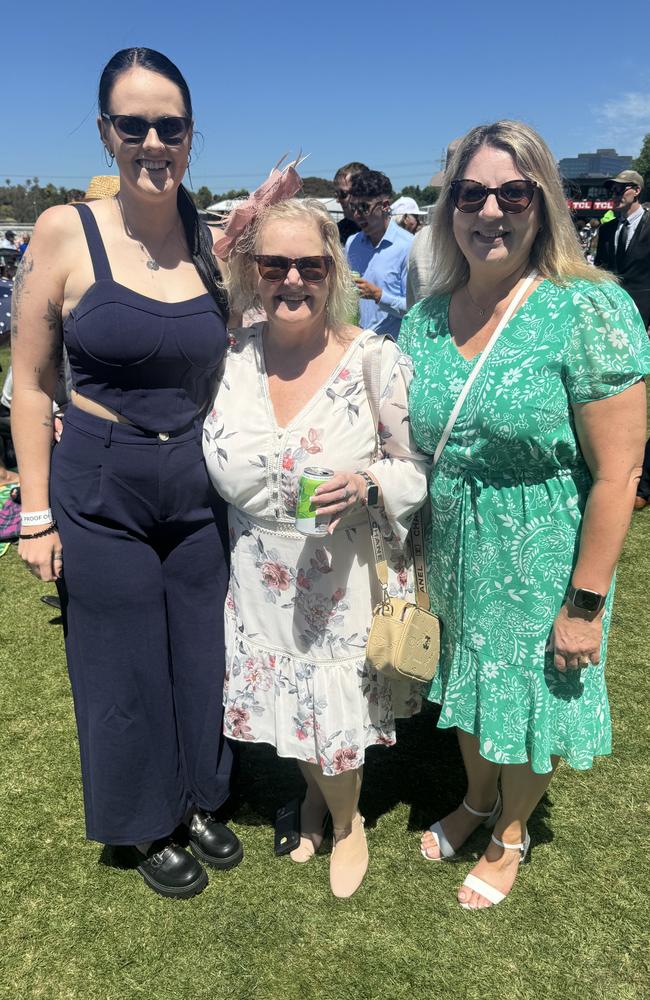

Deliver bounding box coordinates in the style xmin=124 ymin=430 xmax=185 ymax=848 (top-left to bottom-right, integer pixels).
xmin=348 ymin=200 xmax=383 ymax=217
xmin=450 ymin=178 xmax=538 ymax=214
xmin=253 ymin=255 xmax=333 ymax=282
xmin=609 ymin=183 xmax=634 ymax=197
xmin=335 ymin=188 xmax=351 ymax=200
xmin=101 ymin=113 xmax=191 ymax=145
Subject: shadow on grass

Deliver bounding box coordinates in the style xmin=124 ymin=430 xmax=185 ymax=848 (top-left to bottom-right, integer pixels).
xmin=98 ymin=844 xmax=139 ymax=870
xmin=94 ymin=704 xmax=554 ymax=874
xmin=229 ymin=702 xmax=555 ymax=853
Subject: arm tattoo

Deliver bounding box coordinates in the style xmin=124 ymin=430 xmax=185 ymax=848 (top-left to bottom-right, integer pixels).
xmin=10 ymin=251 xmax=34 ymax=340
xmin=44 ymin=299 xmax=64 ymax=368
xmin=10 ymin=253 xmax=64 ymax=370
xmin=44 ymin=299 xmax=63 ymax=332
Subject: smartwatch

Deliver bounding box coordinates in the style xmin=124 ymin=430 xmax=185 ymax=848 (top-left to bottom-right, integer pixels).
xmin=359 ymin=472 xmax=379 ymax=507
xmin=566 ymin=585 xmax=606 ymax=615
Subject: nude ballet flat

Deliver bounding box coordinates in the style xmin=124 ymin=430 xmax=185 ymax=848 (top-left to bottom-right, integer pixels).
xmin=329 ymin=813 xmax=368 ymax=898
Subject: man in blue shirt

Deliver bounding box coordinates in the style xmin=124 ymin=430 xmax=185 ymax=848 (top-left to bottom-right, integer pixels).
xmin=345 ymin=170 xmax=413 ymax=339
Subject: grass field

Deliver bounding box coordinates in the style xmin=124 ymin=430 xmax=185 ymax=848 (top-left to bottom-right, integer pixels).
xmin=1 ymin=342 xmax=649 ymax=1000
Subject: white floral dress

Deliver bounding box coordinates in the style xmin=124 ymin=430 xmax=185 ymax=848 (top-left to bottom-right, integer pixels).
xmin=203 ymin=325 xmax=429 ymax=775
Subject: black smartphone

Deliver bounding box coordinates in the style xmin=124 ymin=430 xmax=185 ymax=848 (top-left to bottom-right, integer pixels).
xmin=274 ymin=799 xmax=300 ymax=856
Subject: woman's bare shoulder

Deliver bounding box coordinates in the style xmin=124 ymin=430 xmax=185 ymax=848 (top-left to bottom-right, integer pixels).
xmin=32 ymin=203 xmax=82 ymax=242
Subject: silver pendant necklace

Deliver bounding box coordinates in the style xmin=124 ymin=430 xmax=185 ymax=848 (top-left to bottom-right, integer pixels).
xmin=140 ymin=246 xmax=160 ymax=271
xmin=115 ymin=197 xmax=177 ymax=271
xmin=464 ymin=284 xmax=494 ymax=318
xmin=464 ymin=271 xmax=526 ymax=319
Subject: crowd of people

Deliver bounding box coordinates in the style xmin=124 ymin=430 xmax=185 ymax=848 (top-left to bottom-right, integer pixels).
xmin=5 ymin=46 xmax=650 ymax=910
xmin=0 ymin=229 xmax=31 ymax=268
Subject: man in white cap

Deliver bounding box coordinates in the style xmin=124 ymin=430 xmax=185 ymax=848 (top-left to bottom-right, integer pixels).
xmin=595 ymin=169 xmax=650 ymax=509
xmin=391 ymin=196 xmax=427 ymax=235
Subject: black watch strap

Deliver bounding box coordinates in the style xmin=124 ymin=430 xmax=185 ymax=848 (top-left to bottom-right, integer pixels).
xmin=566 ymin=585 xmax=606 ymax=614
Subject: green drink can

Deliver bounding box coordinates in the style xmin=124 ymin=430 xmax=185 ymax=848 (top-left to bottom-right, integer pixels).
xmin=296 ymin=467 xmax=334 ymax=535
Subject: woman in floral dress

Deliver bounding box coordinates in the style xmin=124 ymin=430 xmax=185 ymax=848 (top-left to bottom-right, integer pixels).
xmin=204 ymin=197 xmax=429 ymax=897
xmin=400 ymin=121 xmax=650 ymax=909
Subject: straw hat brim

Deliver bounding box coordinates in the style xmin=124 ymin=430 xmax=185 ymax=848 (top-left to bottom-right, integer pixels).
xmin=84 ymin=175 xmax=120 ymax=200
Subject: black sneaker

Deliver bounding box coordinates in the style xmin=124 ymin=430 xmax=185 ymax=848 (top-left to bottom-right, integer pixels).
xmin=134 ymin=839 xmax=208 ymax=899
xmin=188 ymin=810 xmax=244 ymax=870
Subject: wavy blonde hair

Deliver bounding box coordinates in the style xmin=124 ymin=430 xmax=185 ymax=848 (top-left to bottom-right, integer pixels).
xmin=220 ymin=198 xmax=357 ymax=330
xmin=428 ymin=120 xmax=615 ymax=295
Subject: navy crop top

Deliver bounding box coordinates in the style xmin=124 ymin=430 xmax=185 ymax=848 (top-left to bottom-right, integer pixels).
xmin=62 ymin=203 xmax=227 ymax=433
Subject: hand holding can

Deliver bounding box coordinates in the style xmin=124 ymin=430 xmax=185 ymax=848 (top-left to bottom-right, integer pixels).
xmin=295 ymin=468 xmax=335 ymax=535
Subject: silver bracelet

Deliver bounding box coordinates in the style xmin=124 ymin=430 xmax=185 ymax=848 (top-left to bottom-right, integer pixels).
xmin=21 ymin=508 xmax=54 ymax=526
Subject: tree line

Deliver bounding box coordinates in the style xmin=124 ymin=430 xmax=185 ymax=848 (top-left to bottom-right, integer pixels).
xmin=4 ymin=137 xmax=650 ymax=224
xmin=0 ymin=175 xmax=442 ymax=222
xmin=193 ymin=177 xmax=440 ymax=209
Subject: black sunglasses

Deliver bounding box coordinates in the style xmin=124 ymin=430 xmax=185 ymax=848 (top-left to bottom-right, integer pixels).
xmin=101 ymin=113 xmax=191 ymax=145
xmin=335 ymin=188 xmax=351 ymax=200
xmin=609 ymin=183 xmax=635 ymax=196
xmin=254 ymin=255 xmax=333 ymax=282
xmin=451 ymin=178 xmax=538 ymax=214
xmin=349 ymin=199 xmax=383 ymax=217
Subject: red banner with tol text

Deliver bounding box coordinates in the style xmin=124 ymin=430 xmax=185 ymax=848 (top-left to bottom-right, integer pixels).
xmin=567 ymin=200 xmax=614 ymax=210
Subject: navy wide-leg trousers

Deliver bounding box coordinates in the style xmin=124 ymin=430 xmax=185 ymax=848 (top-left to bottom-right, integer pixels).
xmin=50 ymin=407 xmax=232 ymax=845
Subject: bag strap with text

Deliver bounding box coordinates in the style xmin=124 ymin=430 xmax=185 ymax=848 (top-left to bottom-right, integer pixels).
xmin=361 ymin=333 xmax=430 ymax=611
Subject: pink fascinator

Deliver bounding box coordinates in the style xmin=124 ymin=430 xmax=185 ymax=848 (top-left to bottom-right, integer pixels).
xmin=212 ymin=153 xmax=308 ymax=260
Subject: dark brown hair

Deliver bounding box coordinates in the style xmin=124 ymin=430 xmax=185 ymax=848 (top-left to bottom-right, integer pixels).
xmin=99 ymin=48 xmax=228 ymax=319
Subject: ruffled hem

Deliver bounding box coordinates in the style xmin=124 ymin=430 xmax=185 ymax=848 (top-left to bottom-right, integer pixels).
xmin=431 ymin=713 xmax=612 ymax=774
xmin=224 ymin=614 xmax=422 ymax=775
xmin=428 ymin=642 xmax=612 ymax=774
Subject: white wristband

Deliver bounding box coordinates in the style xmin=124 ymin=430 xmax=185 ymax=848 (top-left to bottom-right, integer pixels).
xmin=21 ymin=509 xmax=54 ymax=526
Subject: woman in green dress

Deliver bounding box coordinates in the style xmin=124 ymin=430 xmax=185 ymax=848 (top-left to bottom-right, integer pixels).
xmin=399 ymin=120 xmax=650 ymax=909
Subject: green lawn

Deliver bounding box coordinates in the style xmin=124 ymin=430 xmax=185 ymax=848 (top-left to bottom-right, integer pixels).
xmin=1 ymin=343 xmax=649 ymax=999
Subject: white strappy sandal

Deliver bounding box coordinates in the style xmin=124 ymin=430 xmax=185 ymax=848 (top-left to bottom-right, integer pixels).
xmin=459 ymin=829 xmax=531 ymax=908
xmin=420 ymin=792 xmax=502 ymax=861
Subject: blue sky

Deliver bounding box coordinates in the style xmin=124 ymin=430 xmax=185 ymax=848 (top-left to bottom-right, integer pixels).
xmin=4 ymin=0 xmax=649 ymax=193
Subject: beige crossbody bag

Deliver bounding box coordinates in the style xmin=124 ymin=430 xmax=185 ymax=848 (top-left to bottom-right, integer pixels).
xmin=362 ymin=271 xmax=537 ymax=683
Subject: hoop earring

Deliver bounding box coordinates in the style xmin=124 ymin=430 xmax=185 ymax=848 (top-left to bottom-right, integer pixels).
xmin=186 ymin=161 xmax=194 ymax=190
xmin=103 ymin=147 xmax=114 ymax=168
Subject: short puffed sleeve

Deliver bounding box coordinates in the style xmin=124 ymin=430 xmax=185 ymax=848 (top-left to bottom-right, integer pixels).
xmin=563 ymin=281 xmax=650 ymax=404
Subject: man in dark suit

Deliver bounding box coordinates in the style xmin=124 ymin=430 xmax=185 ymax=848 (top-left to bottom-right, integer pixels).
xmin=595 ymin=169 xmax=650 ymax=508
xmin=595 ymin=169 xmax=650 ymax=326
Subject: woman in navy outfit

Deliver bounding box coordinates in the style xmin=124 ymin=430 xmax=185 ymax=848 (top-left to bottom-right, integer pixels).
xmin=11 ymin=48 xmax=241 ymax=898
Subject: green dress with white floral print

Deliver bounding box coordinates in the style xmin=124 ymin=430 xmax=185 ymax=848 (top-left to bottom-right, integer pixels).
xmin=400 ymin=279 xmax=650 ymax=773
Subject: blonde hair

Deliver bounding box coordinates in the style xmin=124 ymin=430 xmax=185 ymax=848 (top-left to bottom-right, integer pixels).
xmin=221 ymin=198 xmax=357 ymax=329
xmin=428 ymin=120 xmax=615 ymax=295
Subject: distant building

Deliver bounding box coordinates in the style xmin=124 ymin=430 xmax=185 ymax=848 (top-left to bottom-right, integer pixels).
xmin=559 ymin=148 xmax=633 ymax=179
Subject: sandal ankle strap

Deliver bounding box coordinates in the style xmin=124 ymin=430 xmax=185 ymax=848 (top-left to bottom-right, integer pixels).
xmin=491 ymin=831 xmax=527 ymax=851
xmin=462 ymin=796 xmax=499 ymax=818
